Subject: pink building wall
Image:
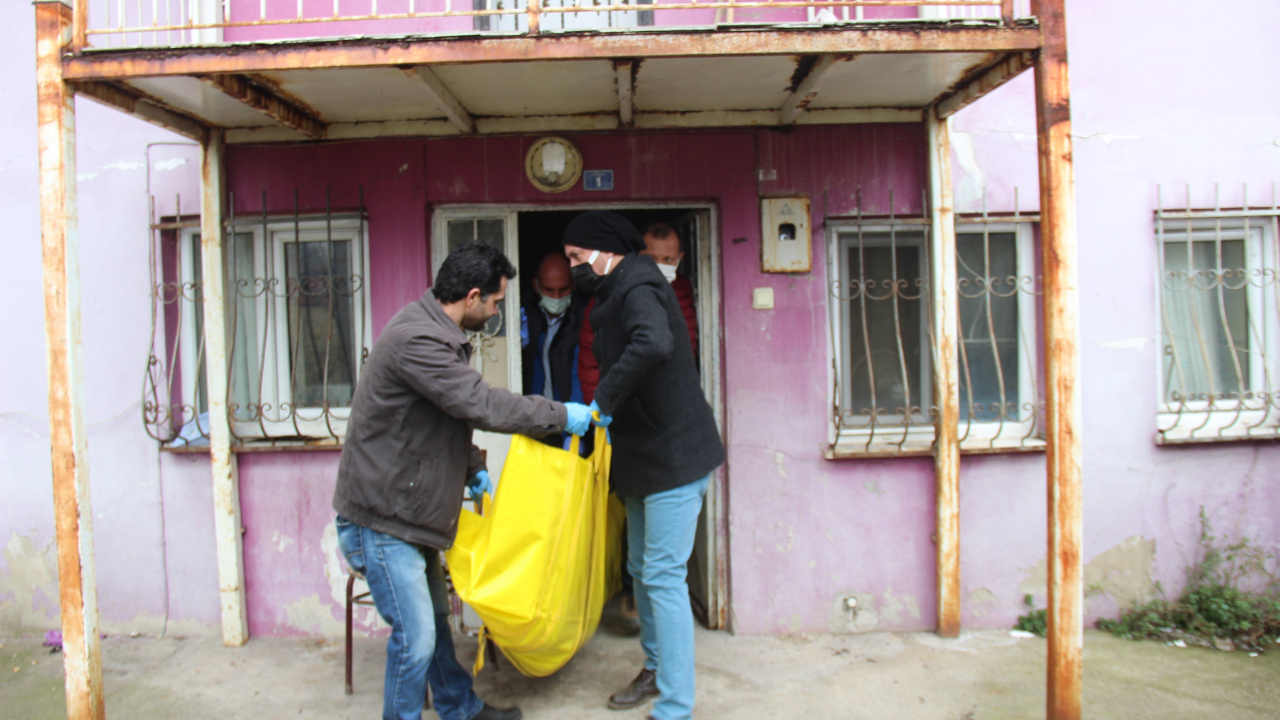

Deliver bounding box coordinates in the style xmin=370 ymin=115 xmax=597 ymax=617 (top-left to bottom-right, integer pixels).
xmin=222 ymin=124 xmax=942 ymax=636
xmin=5 ymin=0 xmax=1280 ymax=642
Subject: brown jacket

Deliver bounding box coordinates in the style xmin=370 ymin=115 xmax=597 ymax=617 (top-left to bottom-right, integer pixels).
xmin=333 ymin=291 xmax=566 ymax=549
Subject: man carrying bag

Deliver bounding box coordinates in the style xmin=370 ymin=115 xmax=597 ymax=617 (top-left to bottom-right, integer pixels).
xmin=333 ymin=241 xmax=595 ymax=720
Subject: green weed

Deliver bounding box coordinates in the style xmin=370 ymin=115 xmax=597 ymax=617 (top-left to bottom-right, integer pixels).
xmin=1096 ymin=509 xmax=1280 ymax=652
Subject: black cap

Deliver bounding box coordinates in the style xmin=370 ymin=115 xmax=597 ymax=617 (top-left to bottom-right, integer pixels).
xmin=562 ymin=210 xmax=644 ymax=255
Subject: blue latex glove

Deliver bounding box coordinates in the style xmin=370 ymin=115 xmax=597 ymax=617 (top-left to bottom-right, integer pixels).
xmin=588 ymin=400 xmax=613 ymax=428
xmin=466 ymin=470 xmax=493 ymax=502
xmin=563 ymin=402 xmax=593 ymax=437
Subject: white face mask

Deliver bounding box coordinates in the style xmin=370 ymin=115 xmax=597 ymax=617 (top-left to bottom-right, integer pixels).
xmin=656 ymin=263 xmax=678 ymax=284
xmin=540 ymin=292 xmax=571 ymax=316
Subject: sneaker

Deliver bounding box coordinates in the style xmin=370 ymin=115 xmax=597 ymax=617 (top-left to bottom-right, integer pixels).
xmin=608 ymin=667 xmax=658 ymax=710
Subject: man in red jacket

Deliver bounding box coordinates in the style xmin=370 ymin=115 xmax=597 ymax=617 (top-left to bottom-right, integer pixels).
xmin=580 ymin=222 xmax=698 ymax=402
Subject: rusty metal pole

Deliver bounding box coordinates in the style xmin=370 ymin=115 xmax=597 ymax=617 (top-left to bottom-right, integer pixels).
xmin=1032 ymin=0 xmax=1083 ymax=718
xmin=200 ymin=130 xmax=249 ymax=647
xmin=927 ymin=110 xmax=961 ymax=639
xmin=71 ymin=0 xmax=86 ymax=50
xmin=527 ymin=0 xmax=541 ymax=35
xmin=35 ymin=2 xmax=105 ymax=719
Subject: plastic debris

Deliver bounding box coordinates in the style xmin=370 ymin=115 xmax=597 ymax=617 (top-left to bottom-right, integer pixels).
xmin=1172 ymin=639 xmax=1187 ymax=648
xmin=43 ymin=630 xmax=63 ymax=652
xmin=1009 ymin=630 xmax=1037 ymax=639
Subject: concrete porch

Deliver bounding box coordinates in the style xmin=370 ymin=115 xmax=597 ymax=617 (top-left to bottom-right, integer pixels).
xmin=6 ymin=618 xmax=1278 ymax=719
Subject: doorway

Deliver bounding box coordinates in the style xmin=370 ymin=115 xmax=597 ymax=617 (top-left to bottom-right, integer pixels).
xmin=431 ymin=204 xmax=725 ymax=629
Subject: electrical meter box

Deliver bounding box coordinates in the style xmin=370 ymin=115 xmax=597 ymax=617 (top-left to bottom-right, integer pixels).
xmin=760 ymin=196 xmax=811 ymax=273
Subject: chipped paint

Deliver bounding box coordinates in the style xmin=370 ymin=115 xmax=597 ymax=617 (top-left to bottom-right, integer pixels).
xmin=1021 ymin=535 xmax=1157 ymax=609
xmin=1084 ymin=536 xmax=1158 ymax=608
xmin=0 ymin=533 xmax=61 ymax=634
xmin=154 ymin=157 xmax=188 ymax=171
xmin=774 ymin=451 xmax=788 ymax=480
xmin=270 ymin=531 xmax=295 ymax=554
xmin=877 ymin=588 xmax=921 ymax=625
xmin=282 ymin=594 xmax=345 ymax=637
xmin=320 ymin=517 xmax=377 ymax=634
xmin=969 ymin=588 xmax=998 ymax=618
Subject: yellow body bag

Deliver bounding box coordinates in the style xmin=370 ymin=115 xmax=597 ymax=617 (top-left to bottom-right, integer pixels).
xmin=445 ymin=427 xmax=623 ymax=677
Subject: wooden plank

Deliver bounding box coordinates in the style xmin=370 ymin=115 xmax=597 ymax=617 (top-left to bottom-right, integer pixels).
xmin=62 ymin=26 xmax=1044 ymax=81
xmin=203 ymin=74 xmax=326 ymax=139
xmin=36 ymin=2 xmax=104 ymax=718
xmin=200 ymin=131 xmax=250 ymax=647
xmin=73 ymin=80 xmax=209 ymax=142
xmin=406 ymin=66 xmax=475 ymax=134
xmin=1032 ymin=0 xmax=1083 ymax=717
xmin=615 ymin=59 xmax=635 ymax=127
xmin=935 ymin=51 xmax=1033 ymax=119
xmin=779 ymin=55 xmax=848 ymax=125
xmin=927 ymin=110 xmax=961 ymax=638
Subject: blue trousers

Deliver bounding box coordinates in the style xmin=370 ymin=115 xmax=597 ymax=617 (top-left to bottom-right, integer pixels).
xmin=624 ymin=474 xmax=710 ymax=720
xmin=336 ymin=516 xmax=484 ymax=720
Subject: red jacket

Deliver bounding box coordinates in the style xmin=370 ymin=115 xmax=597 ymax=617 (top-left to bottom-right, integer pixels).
xmin=579 ymin=274 xmax=697 ymax=403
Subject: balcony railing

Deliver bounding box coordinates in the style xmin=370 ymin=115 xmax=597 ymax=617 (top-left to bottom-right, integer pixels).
xmin=79 ymin=0 xmax=1029 ymax=49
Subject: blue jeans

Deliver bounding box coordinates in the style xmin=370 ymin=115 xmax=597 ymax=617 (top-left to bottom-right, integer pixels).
xmin=336 ymin=516 xmax=484 ymax=720
xmin=624 ymin=474 xmax=710 ymax=720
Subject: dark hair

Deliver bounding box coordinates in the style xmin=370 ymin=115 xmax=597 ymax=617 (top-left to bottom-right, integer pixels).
xmin=644 ymin=221 xmax=680 ymax=242
xmin=431 ymin=241 xmax=517 ymax=303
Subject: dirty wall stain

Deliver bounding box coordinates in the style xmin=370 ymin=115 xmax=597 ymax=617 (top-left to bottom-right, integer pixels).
xmin=1020 ymin=535 xmax=1157 ymax=608
xmin=0 ymin=533 xmax=60 ymax=634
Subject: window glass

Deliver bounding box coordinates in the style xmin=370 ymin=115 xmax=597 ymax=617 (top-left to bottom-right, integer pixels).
xmin=841 ymin=233 xmax=926 ymax=424
xmin=446 ymin=218 xmax=507 ymax=339
xmin=957 ymin=232 xmax=1020 ymax=422
xmin=285 ymin=238 xmax=357 ymax=408
xmin=1161 ymin=237 xmax=1249 ymax=403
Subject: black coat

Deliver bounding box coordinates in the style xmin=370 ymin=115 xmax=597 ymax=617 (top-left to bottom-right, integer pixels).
xmin=589 ymin=254 xmax=725 ymax=497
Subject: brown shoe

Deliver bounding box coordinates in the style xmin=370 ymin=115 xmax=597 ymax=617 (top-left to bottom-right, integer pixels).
xmin=607 ymin=668 xmax=658 ymax=710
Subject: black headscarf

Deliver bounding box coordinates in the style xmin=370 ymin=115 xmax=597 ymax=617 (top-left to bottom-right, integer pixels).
xmin=562 ymin=211 xmax=644 ymax=255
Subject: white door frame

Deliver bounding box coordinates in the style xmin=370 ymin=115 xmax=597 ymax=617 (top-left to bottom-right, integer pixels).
xmin=429 ymin=201 xmax=728 ymax=628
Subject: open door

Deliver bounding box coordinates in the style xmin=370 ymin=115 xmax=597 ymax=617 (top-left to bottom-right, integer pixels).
xmin=433 ymin=204 xmax=726 ymax=630
xmin=676 ymin=209 xmax=726 ymax=629
xmin=431 ymin=209 xmax=522 ymax=474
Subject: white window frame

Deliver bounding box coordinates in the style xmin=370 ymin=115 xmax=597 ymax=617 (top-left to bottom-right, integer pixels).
xmin=1155 ymin=216 xmax=1280 ymax=443
xmin=177 ymin=216 xmax=372 ymax=441
xmin=825 ymin=220 xmax=1040 ymax=456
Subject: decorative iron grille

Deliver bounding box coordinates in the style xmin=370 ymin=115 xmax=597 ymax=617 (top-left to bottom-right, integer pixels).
xmin=1156 ymin=184 xmax=1280 ymax=444
xmin=144 ymin=188 xmax=370 ymax=448
xmin=826 ymin=189 xmax=1044 ymax=457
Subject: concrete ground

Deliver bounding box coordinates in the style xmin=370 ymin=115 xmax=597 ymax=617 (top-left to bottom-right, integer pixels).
xmin=5 ymin=609 xmax=1279 ymax=720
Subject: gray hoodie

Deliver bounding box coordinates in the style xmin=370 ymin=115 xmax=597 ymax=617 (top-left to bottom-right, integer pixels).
xmin=333 ymin=291 xmax=566 ymax=549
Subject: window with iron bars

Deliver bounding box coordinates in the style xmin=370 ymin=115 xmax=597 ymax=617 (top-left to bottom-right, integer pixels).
xmin=144 ymin=197 xmax=371 ymax=447
xmin=1156 ymin=189 xmax=1280 ymax=443
xmin=826 ymin=217 xmax=1044 ymax=457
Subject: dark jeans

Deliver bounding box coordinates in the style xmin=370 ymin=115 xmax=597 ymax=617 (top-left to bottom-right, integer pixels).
xmin=336 ymin=516 xmax=485 ymax=720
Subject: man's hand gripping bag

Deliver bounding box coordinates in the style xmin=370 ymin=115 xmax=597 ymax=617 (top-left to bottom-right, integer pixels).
xmin=445 ymin=426 xmax=624 ymax=677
